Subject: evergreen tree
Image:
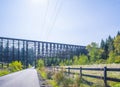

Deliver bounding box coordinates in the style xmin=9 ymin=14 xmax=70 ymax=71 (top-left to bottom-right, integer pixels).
xmin=100 ymin=35 xmax=114 ymax=59
xmin=117 ymin=31 xmax=120 ymax=36
xmin=100 ymin=39 xmax=107 ymax=59
xmin=106 ymin=36 xmax=114 ymax=52
xmin=100 ymin=39 xmax=105 ymax=49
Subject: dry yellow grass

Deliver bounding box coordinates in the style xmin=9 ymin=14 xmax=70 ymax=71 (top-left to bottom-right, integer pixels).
xmin=57 ymin=64 xmax=120 ymax=87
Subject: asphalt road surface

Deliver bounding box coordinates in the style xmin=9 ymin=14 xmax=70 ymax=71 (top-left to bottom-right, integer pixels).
xmin=0 ymin=68 xmax=40 ymax=87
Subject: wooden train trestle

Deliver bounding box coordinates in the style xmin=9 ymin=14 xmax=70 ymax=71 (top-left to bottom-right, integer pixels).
xmin=0 ymin=37 xmax=86 ymax=67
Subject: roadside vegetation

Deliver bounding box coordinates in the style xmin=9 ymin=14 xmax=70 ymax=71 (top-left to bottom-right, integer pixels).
xmin=36 ymin=59 xmax=82 ymax=87
xmin=63 ymin=64 xmax=120 ymax=87
xmin=36 ymin=31 xmax=120 ymax=87
xmin=37 ymin=62 xmax=119 ymax=87
xmin=0 ymin=61 xmax=23 ymax=76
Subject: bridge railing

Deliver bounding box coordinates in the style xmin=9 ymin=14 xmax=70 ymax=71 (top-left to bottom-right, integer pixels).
xmin=53 ymin=66 xmax=120 ymax=87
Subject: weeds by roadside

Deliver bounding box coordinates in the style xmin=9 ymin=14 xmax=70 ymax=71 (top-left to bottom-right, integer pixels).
xmin=0 ymin=61 xmax=23 ymax=76
xmin=0 ymin=69 xmax=9 ymax=76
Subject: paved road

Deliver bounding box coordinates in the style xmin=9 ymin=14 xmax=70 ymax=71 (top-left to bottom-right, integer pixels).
xmin=0 ymin=68 xmax=40 ymax=87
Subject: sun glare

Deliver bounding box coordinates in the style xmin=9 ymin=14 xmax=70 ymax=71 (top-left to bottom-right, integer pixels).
xmin=31 ymin=0 xmax=47 ymax=4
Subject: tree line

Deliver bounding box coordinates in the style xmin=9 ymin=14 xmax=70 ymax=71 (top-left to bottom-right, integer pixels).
xmin=59 ymin=31 xmax=120 ymax=65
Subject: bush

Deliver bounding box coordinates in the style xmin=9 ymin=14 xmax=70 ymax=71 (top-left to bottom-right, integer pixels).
xmin=37 ymin=67 xmax=47 ymax=79
xmin=40 ymin=70 xmax=47 ymax=79
xmin=9 ymin=61 xmax=23 ymax=72
xmin=79 ymin=55 xmax=89 ymax=65
xmin=36 ymin=59 xmax=44 ymax=69
xmin=62 ymin=78 xmax=74 ymax=87
xmin=107 ymin=51 xmax=116 ymax=63
xmin=48 ymin=80 xmax=59 ymax=87
xmin=28 ymin=64 xmax=32 ymax=68
xmin=47 ymin=71 xmax=54 ymax=79
xmin=53 ymin=70 xmax=75 ymax=87
xmin=53 ymin=71 xmax=65 ymax=85
xmin=114 ymin=56 xmax=120 ymax=63
xmin=96 ymin=59 xmax=106 ymax=64
xmin=74 ymin=77 xmax=82 ymax=87
xmin=0 ymin=70 xmax=9 ymax=76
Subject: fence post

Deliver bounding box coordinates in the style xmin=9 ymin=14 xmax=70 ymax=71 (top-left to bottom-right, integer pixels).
xmin=80 ymin=67 xmax=82 ymax=78
xmin=2 ymin=63 xmax=3 ymax=68
xmin=7 ymin=63 xmax=9 ymax=68
xmin=53 ymin=66 xmax=55 ymax=72
xmin=57 ymin=66 xmax=58 ymax=72
xmin=104 ymin=67 xmax=107 ymax=87
xmin=68 ymin=67 xmax=70 ymax=76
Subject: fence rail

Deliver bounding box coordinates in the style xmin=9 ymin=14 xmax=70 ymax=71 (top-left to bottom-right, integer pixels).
xmin=0 ymin=62 xmax=9 ymax=68
xmin=54 ymin=66 xmax=120 ymax=87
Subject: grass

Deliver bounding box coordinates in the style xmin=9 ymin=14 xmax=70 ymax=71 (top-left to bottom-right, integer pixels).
xmin=37 ymin=68 xmax=47 ymax=79
xmin=37 ymin=64 xmax=120 ymax=87
xmin=60 ymin=64 xmax=120 ymax=87
xmin=48 ymin=80 xmax=59 ymax=87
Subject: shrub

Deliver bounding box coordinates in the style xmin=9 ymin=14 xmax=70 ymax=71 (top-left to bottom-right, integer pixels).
xmin=48 ymin=80 xmax=59 ymax=87
xmin=37 ymin=67 xmax=47 ymax=79
xmin=40 ymin=70 xmax=47 ymax=79
xmin=79 ymin=55 xmax=89 ymax=65
xmin=107 ymin=51 xmax=116 ymax=63
xmin=9 ymin=61 xmax=23 ymax=72
xmin=53 ymin=71 xmax=65 ymax=85
xmin=0 ymin=70 xmax=9 ymax=76
xmin=114 ymin=56 xmax=120 ymax=63
xmin=47 ymin=71 xmax=54 ymax=79
xmin=74 ymin=77 xmax=82 ymax=87
xmin=28 ymin=64 xmax=32 ymax=68
xmin=36 ymin=59 xmax=44 ymax=69
xmin=62 ymin=78 xmax=74 ymax=87
xmin=95 ymin=59 xmax=106 ymax=64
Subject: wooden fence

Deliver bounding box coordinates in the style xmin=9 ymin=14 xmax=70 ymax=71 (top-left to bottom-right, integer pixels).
xmin=0 ymin=62 xmax=9 ymax=69
xmin=53 ymin=66 xmax=120 ymax=87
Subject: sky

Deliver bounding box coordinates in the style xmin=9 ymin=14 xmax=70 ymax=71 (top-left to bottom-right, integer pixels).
xmin=0 ymin=0 xmax=120 ymax=46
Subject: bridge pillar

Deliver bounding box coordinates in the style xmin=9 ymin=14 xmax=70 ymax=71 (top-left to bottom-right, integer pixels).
xmin=26 ymin=41 xmax=28 ymax=68
xmin=23 ymin=41 xmax=25 ymax=67
xmin=0 ymin=39 xmax=3 ymax=68
xmin=38 ymin=42 xmax=40 ymax=58
xmin=34 ymin=42 xmax=37 ymax=68
xmin=50 ymin=43 xmax=52 ymax=58
xmin=6 ymin=40 xmax=9 ymax=67
xmin=12 ymin=40 xmax=15 ymax=61
xmin=18 ymin=40 xmax=20 ymax=61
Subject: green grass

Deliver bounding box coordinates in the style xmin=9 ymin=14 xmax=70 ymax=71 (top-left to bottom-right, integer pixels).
xmin=112 ymin=84 xmax=120 ymax=87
